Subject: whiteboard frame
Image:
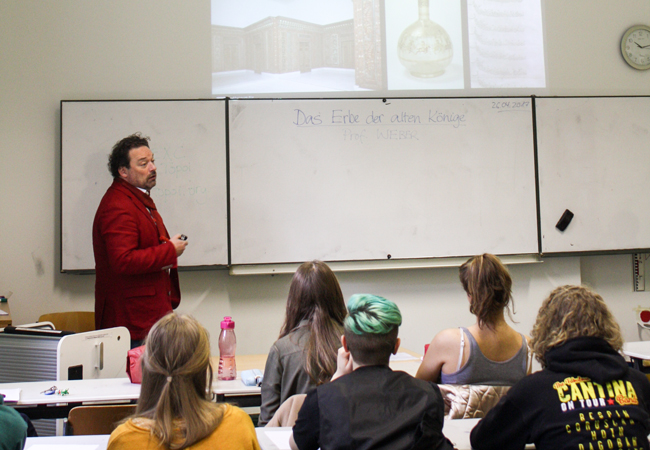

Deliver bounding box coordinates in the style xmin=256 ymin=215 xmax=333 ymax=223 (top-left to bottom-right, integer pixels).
xmin=228 ymin=96 xmax=540 ymax=266
xmin=536 ymin=95 xmax=650 ymax=255
xmin=60 ymin=99 xmax=229 ymax=272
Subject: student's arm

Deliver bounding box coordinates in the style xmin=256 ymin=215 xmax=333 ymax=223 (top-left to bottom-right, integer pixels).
xmin=470 ymin=395 xmax=529 ymax=450
xmin=289 ymin=433 xmax=299 ymax=450
xmin=415 ymin=328 xmax=461 ymax=382
xmin=291 ymin=390 xmax=320 ymax=450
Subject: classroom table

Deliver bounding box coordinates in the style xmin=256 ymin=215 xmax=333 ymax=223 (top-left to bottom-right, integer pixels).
xmin=0 ymin=377 xmax=140 ymax=420
xmin=0 ymin=301 xmax=12 ymax=328
xmin=0 ymin=376 xmax=262 ymax=420
xmin=255 ymin=418 xmax=482 ymax=450
xmin=210 ymin=349 xmax=420 ymax=406
xmin=24 ymin=434 xmax=109 ymax=449
xmin=0 ymin=350 xmax=422 ymax=420
xmin=622 ymin=341 xmax=650 ymax=372
xmin=212 ymin=354 xmax=267 ymax=407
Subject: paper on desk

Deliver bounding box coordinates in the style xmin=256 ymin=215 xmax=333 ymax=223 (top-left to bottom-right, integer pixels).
xmin=25 ymin=446 xmax=98 ymax=450
xmin=0 ymin=388 xmax=20 ymax=402
xmin=0 ymin=309 xmax=8 ymax=315
xmin=264 ymin=429 xmax=292 ymax=450
xmin=390 ymin=352 xmax=420 ymax=362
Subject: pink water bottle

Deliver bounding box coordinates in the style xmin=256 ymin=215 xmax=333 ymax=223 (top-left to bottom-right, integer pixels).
xmin=218 ymin=316 xmax=237 ymax=380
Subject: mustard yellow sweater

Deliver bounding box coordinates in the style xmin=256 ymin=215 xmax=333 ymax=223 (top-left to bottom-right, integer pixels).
xmin=107 ymin=404 xmax=260 ymax=450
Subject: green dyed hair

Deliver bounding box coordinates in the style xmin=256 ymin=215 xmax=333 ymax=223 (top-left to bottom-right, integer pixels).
xmin=344 ymin=294 xmax=402 ymax=366
xmin=345 ymin=294 xmax=402 ymax=335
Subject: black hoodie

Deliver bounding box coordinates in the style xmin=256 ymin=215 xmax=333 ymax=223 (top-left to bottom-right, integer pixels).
xmin=470 ymin=337 xmax=650 ymax=450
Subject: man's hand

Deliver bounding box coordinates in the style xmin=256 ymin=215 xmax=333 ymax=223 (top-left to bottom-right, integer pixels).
xmin=331 ymin=346 xmax=353 ymax=381
xmin=169 ymin=234 xmax=188 ymax=257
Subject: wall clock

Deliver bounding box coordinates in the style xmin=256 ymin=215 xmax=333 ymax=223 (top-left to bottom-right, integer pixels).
xmin=621 ymin=25 xmax=650 ymax=70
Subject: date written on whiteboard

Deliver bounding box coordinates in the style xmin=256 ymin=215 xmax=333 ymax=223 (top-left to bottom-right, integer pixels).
xmin=292 ymin=109 xmax=467 ymax=129
xmin=491 ymin=100 xmax=530 ymax=110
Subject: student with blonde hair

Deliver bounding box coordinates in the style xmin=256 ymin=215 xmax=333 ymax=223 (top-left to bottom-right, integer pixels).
xmin=108 ymin=313 xmax=260 ymax=450
xmin=416 ymin=253 xmax=530 ymax=385
xmin=259 ymin=260 xmax=347 ymax=426
xmin=470 ymin=285 xmax=650 ymax=450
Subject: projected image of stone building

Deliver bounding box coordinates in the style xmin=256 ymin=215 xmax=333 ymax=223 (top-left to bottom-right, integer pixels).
xmin=212 ymin=18 xmax=354 ymax=75
xmin=211 ymin=0 xmax=386 ymax=91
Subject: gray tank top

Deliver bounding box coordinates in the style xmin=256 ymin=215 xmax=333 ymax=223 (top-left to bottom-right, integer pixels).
xmin=440 ymin=327 xmax=528 ymax=386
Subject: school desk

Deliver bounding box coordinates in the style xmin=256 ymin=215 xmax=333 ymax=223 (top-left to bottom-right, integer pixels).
xmin=622 ymin=341 xmax=650 ymax=372
xmin=0 ymin=301 xmax=12 ymax=328
xmin=0 ymin=376 xmax=260 ymax=421
xmin=255 ymin=418 xmax=482 ymax=450
xmin=1 ymin=350 xmax=421 ymax=420
xmin=24 ymin=434 xmax=109 ymax=449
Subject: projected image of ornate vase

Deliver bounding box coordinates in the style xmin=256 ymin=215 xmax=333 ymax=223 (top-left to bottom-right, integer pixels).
xmin=397 ymin=0 xmax=453 ymax=77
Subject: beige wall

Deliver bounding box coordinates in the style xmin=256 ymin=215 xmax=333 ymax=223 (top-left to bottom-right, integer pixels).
xmin=1 ymin=1 xmax=650 ymax=356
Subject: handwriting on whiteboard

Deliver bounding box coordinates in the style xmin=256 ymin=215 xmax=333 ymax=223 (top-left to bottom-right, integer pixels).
xmin=293 ymin=109 xmax=467 ymax=129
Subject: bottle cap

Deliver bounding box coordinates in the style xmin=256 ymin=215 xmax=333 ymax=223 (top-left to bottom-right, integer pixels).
xmin=220 ymin=316 xmax=235 ymax=329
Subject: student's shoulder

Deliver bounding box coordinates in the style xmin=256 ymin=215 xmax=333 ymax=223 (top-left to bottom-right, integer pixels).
xmin=393 ymin=370 xmax=439 ymax=392
xmin=107 ymin=419 xmax=153 ymax=450
xmin=222 ymin=404 xmax=255 ymax=424
xmin=211 ymin=405 xmax=261 ymax=450
xmin=503 ymin=368 xmax=553 ymax=399
xmin=272 ymin=329 xmax=309 ymax=354
xmin=430 ymin=327 xmax=462 ymax=349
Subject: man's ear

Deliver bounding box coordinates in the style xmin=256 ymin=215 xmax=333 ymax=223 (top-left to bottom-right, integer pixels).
xmin=393 ymin=337 xmax=401 ymax=355
xmin=118 ymin=166 xmax=129 ymax=179
xmin=341 ymin=334 xmax=349 ymax=352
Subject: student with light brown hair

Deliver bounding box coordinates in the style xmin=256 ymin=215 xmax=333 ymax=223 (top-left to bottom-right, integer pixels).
xmin=107 ymin=313 xmax=260 ymax=450
xmin=470 ymin=285 xmax=650 ymax=450
xmin=259 ymin=260 xmax=347 ymax=426
xmin=416 ymin=253 xmax=530 ymax=385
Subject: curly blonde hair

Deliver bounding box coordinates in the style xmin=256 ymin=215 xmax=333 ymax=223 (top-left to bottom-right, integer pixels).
xmin=530 ymin=285 xmax=623 ymax=367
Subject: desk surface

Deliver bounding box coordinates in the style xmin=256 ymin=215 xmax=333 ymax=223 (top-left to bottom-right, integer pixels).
xmin=25 ymin=434 xmax=110 ymax=449
xmin=255 ymin=418 xmax=480 ymax=450
xmin=0 ymin=301 xmax=11 ymax=328
xmin=0 ymin=351 xmax=422 ymax=419
xmin=623 ymin=341 xmax=650 ymax=360
xmin=0 ymin=350 xmax=422 ymax=403
xmin=0 ymin=377 xmax=140 ymax=406
xmin=21 ymin=420 xmax=478 ymax=450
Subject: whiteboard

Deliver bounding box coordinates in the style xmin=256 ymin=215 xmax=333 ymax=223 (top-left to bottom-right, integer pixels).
xmin=61 ymin=100 xmax=228 ymax=270
xmin=536 ymin=96 xmax=650 ymax=253
xmin=229 ymin=98 xmax=538 ymax=265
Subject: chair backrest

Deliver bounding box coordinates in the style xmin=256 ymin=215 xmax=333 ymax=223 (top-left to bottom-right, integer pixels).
xmin=57 ymin=327 xmax=130 ymax=380
xmin=265 ymin=394 xmax=307 ymax=427
xmin=66 ymin=404 xmax=137 ymax=435
xmin=438 ymin=384 xmax=511 ymax=419
xmin=38 ymin=311 xmax=95 ymax=333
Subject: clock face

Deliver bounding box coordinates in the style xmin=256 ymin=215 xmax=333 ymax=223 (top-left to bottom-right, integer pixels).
xmin=622 ymin=26 xmax=650 ymax=69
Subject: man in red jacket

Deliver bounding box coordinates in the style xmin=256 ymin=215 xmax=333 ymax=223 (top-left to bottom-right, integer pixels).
xmin=93 ymin=133 xmax=188 ymax=347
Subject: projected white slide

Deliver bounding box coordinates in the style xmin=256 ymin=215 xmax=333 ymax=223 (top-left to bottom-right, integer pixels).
xmin=210 ymin=0 xmax=545 ymax=96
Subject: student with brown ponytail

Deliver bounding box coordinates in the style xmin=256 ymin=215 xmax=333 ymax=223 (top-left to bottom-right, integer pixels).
xmin=107 ymin=314 xmax=260 ymax=450
xmin=259 ymin=260 xmax=347 ymax=426
xmin=416 ymin=253 xmax=530 ymax=386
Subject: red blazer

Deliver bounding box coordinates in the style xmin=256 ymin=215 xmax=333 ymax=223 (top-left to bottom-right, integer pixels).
xmin=93 ymin=179 xmax=180 ymax=341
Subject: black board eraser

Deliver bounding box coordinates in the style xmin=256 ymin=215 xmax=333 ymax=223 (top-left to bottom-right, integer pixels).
xmin=556 ymin=209 xmax=574 ymax=232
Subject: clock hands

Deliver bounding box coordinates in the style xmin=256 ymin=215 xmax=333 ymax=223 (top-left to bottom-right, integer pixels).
xmin=634 ymin=42 xmax=650 ymax=49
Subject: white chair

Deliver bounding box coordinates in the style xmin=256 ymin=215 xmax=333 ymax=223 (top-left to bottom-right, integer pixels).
xmin=57 ymin=326 xmax=130 ymax=381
